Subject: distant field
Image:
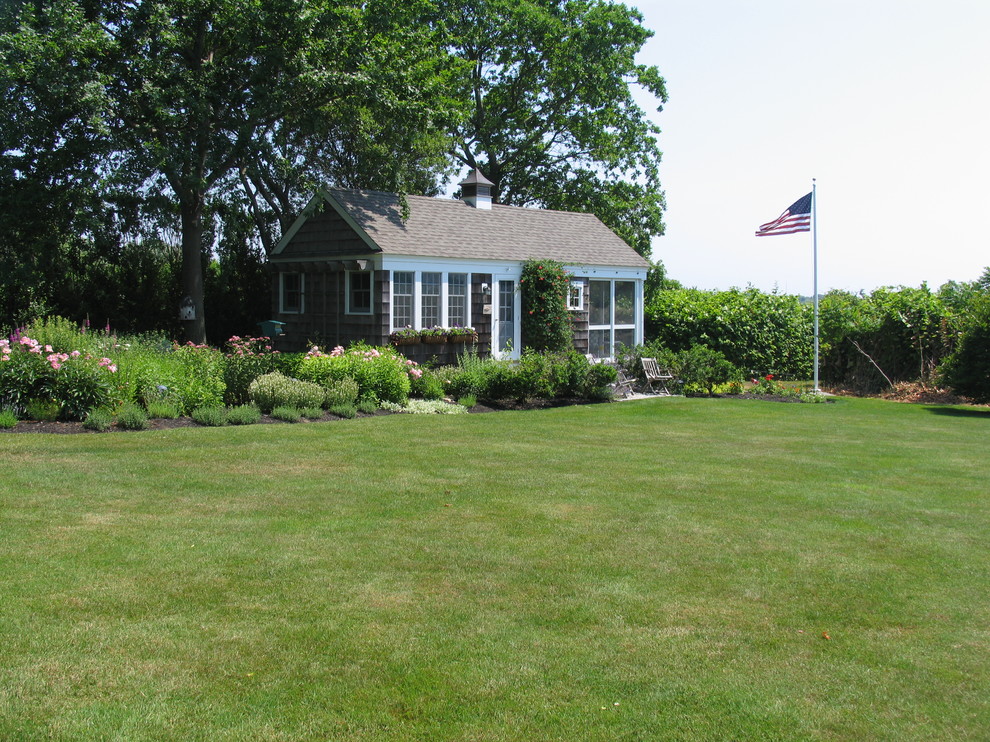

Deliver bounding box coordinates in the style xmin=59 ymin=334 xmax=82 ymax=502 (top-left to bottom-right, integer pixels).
xmin=2 ymin=397 xmax=988 ymax=741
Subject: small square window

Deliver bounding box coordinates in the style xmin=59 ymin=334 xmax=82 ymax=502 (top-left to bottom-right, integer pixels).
xmin=568 ymin=282 xmax=584 ymax=310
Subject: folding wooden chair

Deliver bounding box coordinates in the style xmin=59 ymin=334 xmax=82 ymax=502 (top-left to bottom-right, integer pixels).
xmin=641 ymin=357 xmax=674 ymax=395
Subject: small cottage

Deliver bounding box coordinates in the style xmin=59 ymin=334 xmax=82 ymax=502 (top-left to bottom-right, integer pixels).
xmin=268 ymin=170 xmax=649 ymax=360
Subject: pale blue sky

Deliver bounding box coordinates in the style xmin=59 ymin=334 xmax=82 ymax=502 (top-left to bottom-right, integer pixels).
xmin=633 ymin=0 xmax=990 ymax=294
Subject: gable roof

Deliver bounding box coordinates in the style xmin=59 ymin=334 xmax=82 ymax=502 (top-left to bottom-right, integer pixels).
xmin=275 ymin=187 xmax=650 ymax=269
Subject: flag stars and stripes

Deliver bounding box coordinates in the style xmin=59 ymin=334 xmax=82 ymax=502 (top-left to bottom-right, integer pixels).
xmin=755 ymin=192 xmax=813 ymax=236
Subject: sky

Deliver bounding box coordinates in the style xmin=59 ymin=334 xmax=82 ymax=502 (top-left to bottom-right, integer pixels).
xmin=631 ymin=0 xmax=990 ymax=294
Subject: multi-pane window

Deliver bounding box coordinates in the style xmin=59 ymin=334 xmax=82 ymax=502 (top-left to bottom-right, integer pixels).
xmin=588 ymin=279 xmax=637 ymax=358
xmin=421 ymin=272 xmax=442 ymax=328
xmin=567 ymin=282 xmax=584 ymax=310
xmin=498 ymin=280 xmax=514 ymax=353
xmin=281 ymin=273 xmax=303 ymax=314
xmin=448 ymin=273 xmax=468 ymax=327
xmin=392 ymin=271 xmax=414 ymax=328
xmin=390 ymin=270 xmax=471 ymax=330
xmin=347 ymin=271 xmax=372 ymax=314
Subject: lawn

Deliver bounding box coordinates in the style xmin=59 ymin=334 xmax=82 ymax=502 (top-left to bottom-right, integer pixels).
xmin=1 ymin=397 xmax=988 ymax=741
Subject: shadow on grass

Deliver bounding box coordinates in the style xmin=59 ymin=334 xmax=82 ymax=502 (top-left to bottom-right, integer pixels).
xmin=924 ymin=405 xmax=990 ymax=418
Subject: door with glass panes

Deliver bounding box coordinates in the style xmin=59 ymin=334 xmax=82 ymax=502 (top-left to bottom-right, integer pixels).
xmin=491 ymin=277 xmax=519 ymax=359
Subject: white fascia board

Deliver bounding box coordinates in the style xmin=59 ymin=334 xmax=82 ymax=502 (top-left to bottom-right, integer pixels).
xmin=564 ymin=264 xmax=648 ymax=281
xmin=381 ymin=255 xmax=523 ymax=276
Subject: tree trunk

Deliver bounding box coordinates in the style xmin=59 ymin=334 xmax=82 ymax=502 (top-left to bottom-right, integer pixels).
xmin=179 ymin=195 xmax=207 ymax=344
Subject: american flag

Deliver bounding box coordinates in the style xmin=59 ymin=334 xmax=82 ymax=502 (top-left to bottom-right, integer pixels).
xmin=755 ymin=192 xmax=813 ymax=236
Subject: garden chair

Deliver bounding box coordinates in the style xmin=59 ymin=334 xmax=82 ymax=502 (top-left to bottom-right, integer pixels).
xmin=641 ymin=357 xmax=674 ymax=395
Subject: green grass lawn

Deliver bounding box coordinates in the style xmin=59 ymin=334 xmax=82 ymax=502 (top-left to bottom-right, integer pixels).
xmin=2 ymin=397 xmax=988 ymax=741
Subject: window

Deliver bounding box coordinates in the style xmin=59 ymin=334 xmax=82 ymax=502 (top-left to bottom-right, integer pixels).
xmin=448 ymin=273 xmax=468 ymax=327
xmin=567 ymin=281 xmax=584 ymax=310
xmin=588 ymin=279 xmax=637 ymax=358
xmin=421 ymin=272 xmax=442 ymax=328
xmin=390 ymin=270 xmax=472 ymax=331
xmin=347 ymin=271 xmax=372 ymax=314
xmin=280 ymin=272 xmax=303 ymax=314
xmin=392 ymin=271 xmax=414 ymax=328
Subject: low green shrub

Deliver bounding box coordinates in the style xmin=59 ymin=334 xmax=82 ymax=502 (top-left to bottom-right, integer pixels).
xmin=406 ymin=399 xmax=468 ymax=415
xmin=301 ymin=406 xmax=324 ymax=420
xmin=116 ymin=403 xmax=149 ymax=431
xmin=270 ymin=405 xmax=302 ymax=422
xmin=25 ymin=398 xmax=60 ymax=421
xmin=298 ymin=345 xmax=413 ymax=404
xmin=410 ymin=368 xmax=445 ymax=400
xmin=146 ymin=400 xmax=182 ymax=419
xmin=226 ymin=404 xmax=262 ymax=425
xmin=223 ymin=336 xmax=279 ymax=406
xmin=171 ymin=342 xmax=226 ymax=412
xmin=248 ymin=372 xmax=325 ymax=413
xmin=323 ymin=376 xmax=360 ymax=407
xmin=328 ymin=403 xmax=357 ymax=419
xmin=676 ymin=345 xmax=743 ymax=397
xmin=191 ymin=405 xmax=228 ymax=427
xmin=584 ymin=364 xmax=618 ymax=400
xmin=0 ymin=409 xmax=18 ymax=428
xmin=457 ymin=393 xmax=477 ymax=408
xmin=356 ymin=399 xmax=379 ymax=415
xmin=82 ymin=408 xmax=113 ymax=432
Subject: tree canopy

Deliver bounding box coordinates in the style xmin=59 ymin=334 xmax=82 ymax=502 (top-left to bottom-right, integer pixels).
xmin=2 ymin=0 xmax=667 ymax=338
xmin=446 ymin=0 xmax=667 ymax=256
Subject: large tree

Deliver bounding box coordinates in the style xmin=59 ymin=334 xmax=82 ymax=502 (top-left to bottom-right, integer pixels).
xmin=3 ymin=0 xmax=465 ymax=342
xmin=446 ymin=0 xmax=667 ymax=256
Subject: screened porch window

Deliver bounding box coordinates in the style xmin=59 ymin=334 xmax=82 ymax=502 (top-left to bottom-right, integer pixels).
xmin=588 ymin=279 xmax=637 ymax=358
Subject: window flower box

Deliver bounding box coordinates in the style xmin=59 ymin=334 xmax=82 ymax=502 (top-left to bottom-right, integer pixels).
xmin=390 ymin=328 xmax=421 ymax=346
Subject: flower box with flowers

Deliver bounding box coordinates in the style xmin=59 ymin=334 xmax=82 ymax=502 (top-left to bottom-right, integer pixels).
xmin=447 ymin=327 xmax=478 ymax=343
xmin=421 ymin=327 xmax=449 ymax=344
xmin=390 ymin=328 xmax=421 ymax=346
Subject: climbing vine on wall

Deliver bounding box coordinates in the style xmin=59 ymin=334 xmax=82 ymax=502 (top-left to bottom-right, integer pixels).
xmin=520 ymin=259 xmax=572 ymax=352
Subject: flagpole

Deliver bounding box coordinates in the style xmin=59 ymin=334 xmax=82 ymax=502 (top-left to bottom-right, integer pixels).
xmin=812 ymin=179 xmax=819 ymax=392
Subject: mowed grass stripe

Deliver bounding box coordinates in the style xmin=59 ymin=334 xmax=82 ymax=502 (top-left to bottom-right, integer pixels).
xmin=1 ymin=397 xmax=988 ymax=741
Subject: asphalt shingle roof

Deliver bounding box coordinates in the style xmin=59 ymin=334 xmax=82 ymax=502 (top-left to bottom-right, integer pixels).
xmin=325 ymin=188 xmax=649 ymax=269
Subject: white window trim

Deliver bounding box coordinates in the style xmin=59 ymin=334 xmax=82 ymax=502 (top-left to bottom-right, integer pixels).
xmin=280 ymin=272 xmax=304 ymax=314
xmin=389 ymin=270 xmax=473 ymax=332
xmin=568 ymin=281 xmax=584 ymax=311
xmin=345 ymin=270 xmax=373 ymax=315
xmin=588 ymin=278 xmax=639 ymax=358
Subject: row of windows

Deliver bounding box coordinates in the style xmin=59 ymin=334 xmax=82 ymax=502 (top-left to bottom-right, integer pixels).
xmin=392 ymin=271 xmax=469 ymax=329
xmin=279 ymin=272 xmax=638 ymax=357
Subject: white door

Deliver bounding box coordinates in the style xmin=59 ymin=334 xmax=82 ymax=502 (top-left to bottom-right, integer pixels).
xmin=492 ymin=277 xmax=520 ymax=359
